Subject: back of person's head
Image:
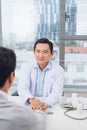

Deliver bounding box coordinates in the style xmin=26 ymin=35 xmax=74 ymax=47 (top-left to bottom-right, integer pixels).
xmin=34 ymin=38 xmax=53 ymax=53
xmin=0 ymin=47 xmax=16 ymax=88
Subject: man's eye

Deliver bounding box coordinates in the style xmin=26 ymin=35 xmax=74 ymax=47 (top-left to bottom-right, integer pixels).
xmin=36 ymin=50 xmax=40 ymax=53
xmin=43 ymin=51 xmax=48 ymax=53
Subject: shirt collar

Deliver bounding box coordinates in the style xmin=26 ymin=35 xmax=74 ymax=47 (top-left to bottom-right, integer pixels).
xmin=34 ymin=61 xmax=52 ymax=71
xmin=0 ymin=90 xmax=8 ymax=99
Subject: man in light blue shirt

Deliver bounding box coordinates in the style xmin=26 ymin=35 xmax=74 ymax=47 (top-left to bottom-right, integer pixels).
xmin=18 ymin=38 xmax=64 ymax=110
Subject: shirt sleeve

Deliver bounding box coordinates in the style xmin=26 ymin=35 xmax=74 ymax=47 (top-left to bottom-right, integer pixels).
xmin=17 ymin=63 xmax=34 ymax=102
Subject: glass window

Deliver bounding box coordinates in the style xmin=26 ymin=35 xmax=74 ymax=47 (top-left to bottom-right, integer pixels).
xmin=1 ymin=0 xmax=60 ymax=94
xmin=65 ymin=0 xmax=87 ymax=35
xmin=1 ymin=0 xmax=60 ymax=63
xmin=76 ymin=65 xmax=84 ymax=72
xmin=65 ymin=40 xmax=87 ymax=88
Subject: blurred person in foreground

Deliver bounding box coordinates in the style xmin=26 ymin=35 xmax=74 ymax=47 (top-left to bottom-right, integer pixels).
xmin=0 ymin=47 xmax=46 ymax=130
xmin=17 ymin=38 xmax=64 ymax=110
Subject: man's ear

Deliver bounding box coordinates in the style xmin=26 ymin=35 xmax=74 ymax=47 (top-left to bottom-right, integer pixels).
xmin=51 ymin=51 xmax=54 ymax=57
xmin=9 ymin=72 xmax=14 ymax=84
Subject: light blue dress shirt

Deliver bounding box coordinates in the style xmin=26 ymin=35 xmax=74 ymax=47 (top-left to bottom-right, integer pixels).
xmin=34 ymin=62 xmax=51 ymax=97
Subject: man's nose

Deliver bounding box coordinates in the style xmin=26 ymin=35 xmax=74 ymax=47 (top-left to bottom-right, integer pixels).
xmin=40 ymin=52 xmax=44 ymax=57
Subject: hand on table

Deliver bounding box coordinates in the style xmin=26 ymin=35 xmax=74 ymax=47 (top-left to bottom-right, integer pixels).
xmin=28 ymin=98 xmax=48 ymax=111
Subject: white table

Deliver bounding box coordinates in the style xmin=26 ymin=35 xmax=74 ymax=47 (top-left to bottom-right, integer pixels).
xmin=8 ymin=96 xmax=87 ymax=130
xmin=46 ymin=105 xmax=87 ymax=130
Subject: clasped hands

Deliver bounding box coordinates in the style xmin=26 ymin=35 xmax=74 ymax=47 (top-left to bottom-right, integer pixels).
xmin=28 ymin=98 xmax=48 ymax=111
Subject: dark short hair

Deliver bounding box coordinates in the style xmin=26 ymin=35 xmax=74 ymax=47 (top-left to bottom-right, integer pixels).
xmin=0 ymin=47 xmax=16 ymax=87
xmin=34 ymin=38 xmax=53 ymax=53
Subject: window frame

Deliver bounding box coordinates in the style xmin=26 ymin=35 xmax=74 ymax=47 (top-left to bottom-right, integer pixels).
xmin=59 ymin=0 xmax=87 ymax=92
